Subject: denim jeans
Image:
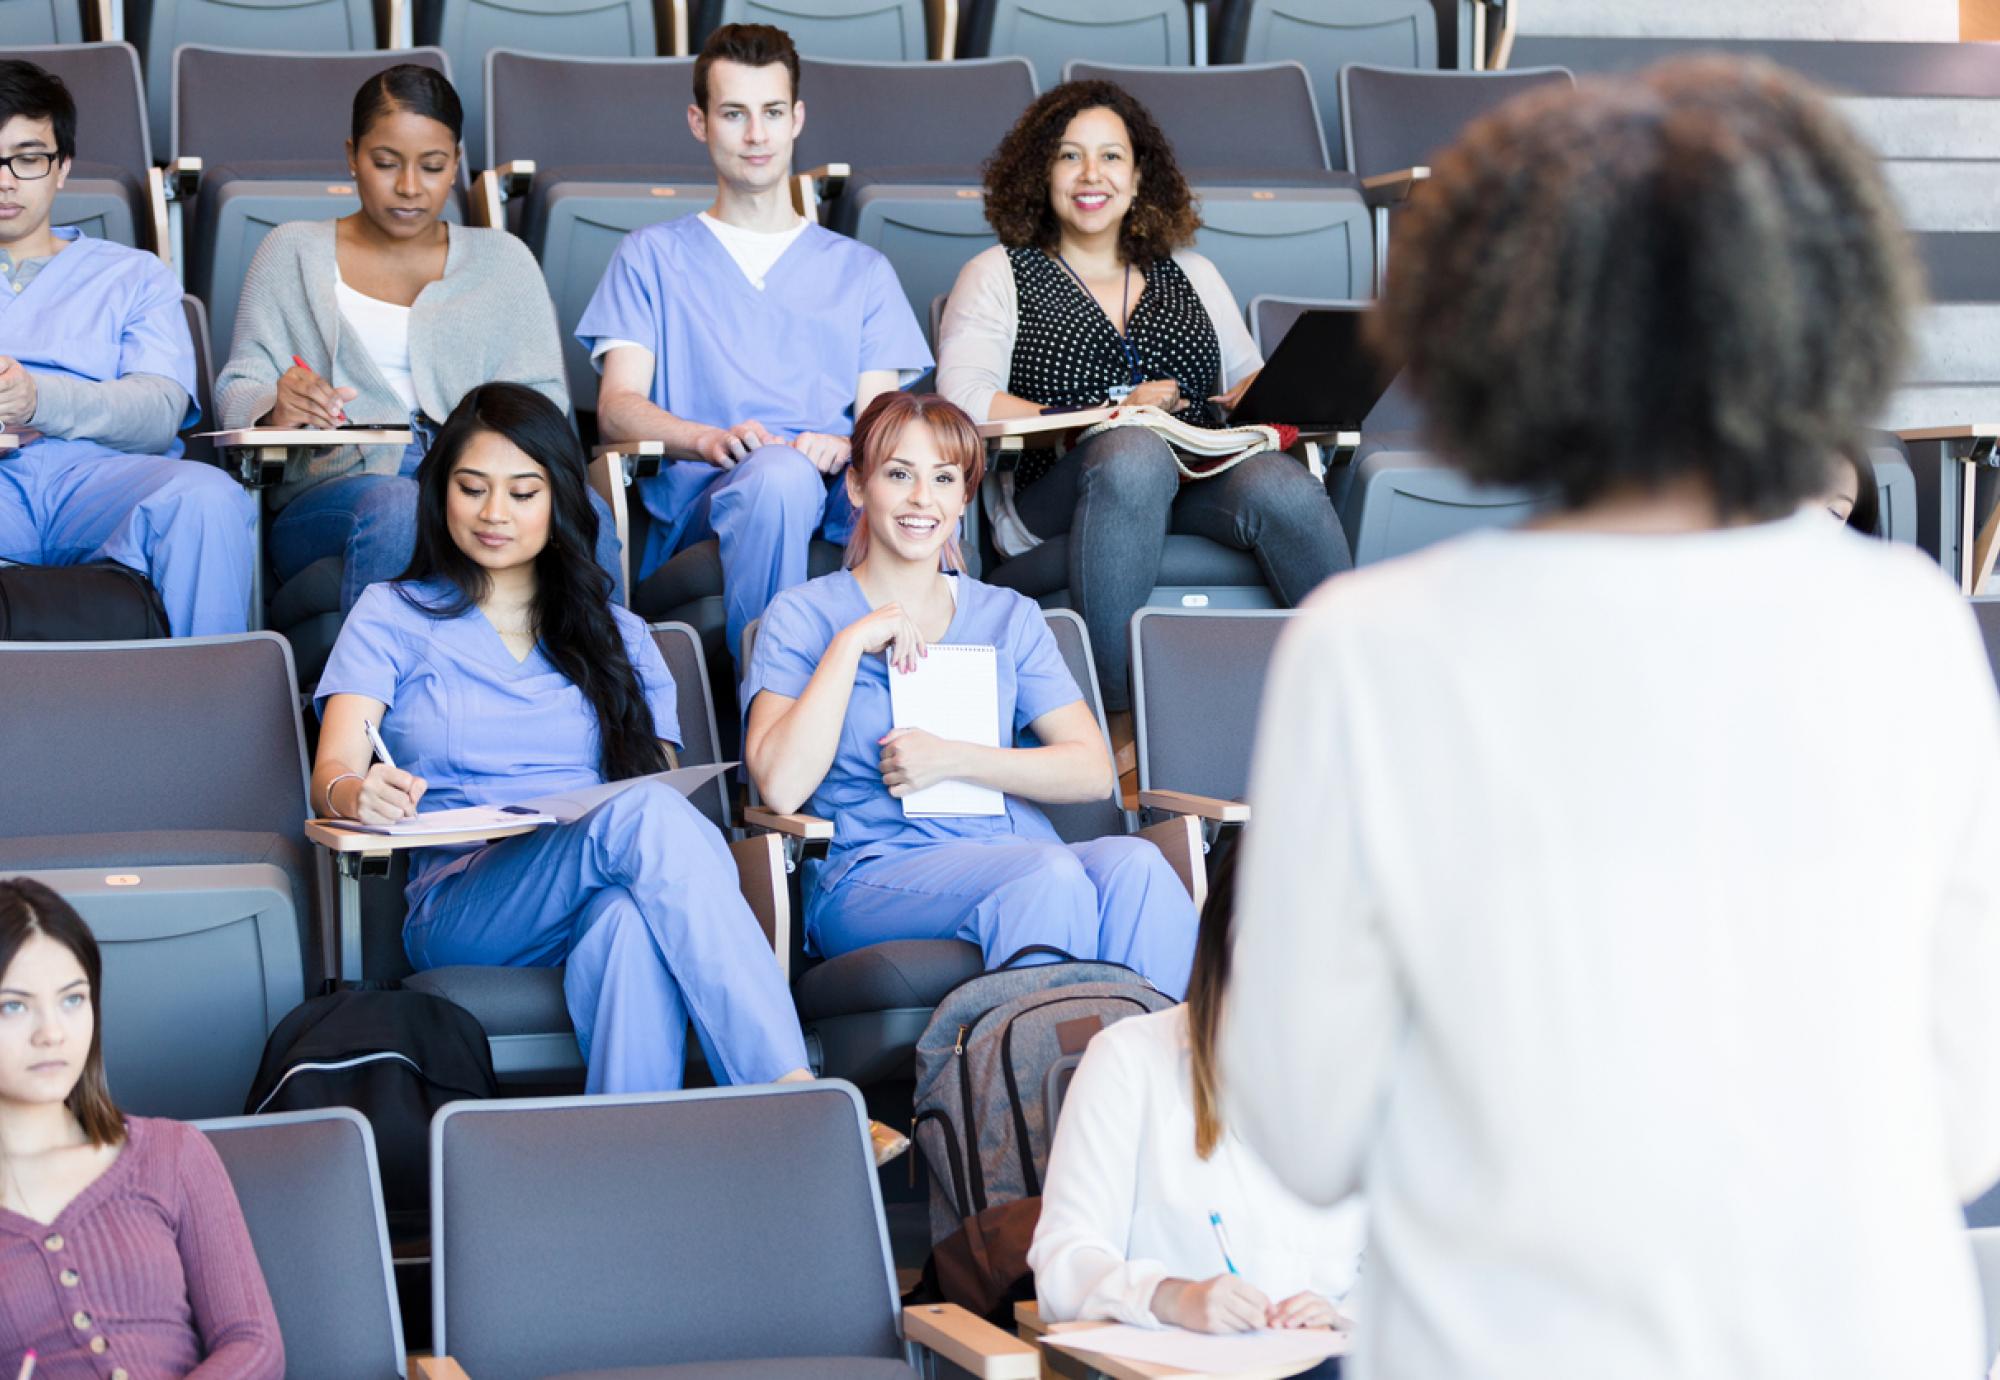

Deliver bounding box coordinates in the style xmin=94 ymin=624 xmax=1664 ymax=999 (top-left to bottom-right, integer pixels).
xmin=1012 ymin=426 xmax=1351 ymax=711
xmin=269 ymin=472 xmax=627 ymax=615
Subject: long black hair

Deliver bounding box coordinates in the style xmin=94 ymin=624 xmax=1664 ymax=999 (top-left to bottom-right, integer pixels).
xmin=397 ymin=383 xmax=669 ymax=783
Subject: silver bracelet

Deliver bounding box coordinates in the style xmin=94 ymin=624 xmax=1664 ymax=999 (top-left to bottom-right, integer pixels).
xmin=324 ymin=772 xmax=364 ymax=820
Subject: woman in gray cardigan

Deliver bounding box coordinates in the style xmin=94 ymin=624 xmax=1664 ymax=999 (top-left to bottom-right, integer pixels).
xmin=216 ymin=64 xmax=616 ymax=615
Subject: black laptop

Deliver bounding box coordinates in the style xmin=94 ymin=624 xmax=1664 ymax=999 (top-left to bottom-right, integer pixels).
xmin=1227 ymin=305 xmax=1394 ymax=433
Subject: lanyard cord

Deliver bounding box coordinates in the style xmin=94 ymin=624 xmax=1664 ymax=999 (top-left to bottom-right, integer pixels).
xmin=1054 ymin=253 xmax=1144 ymax=390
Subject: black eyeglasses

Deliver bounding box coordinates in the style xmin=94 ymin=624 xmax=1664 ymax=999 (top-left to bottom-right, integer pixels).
xmin=0 ymin=153 xmax=54 ymax=180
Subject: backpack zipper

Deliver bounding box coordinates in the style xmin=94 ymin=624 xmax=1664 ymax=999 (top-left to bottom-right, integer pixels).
xmin=251 ymin=1051 xmax=424 ymax=1115
xmin=1001 ymin=993 xmax=1152 ymax=1199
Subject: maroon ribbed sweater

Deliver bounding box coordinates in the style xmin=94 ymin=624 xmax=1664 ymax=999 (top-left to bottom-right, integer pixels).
xmin=0 ymin=1117 xmax=283 ymax=1380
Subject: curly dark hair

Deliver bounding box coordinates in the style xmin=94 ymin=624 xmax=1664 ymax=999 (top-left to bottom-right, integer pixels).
xmin=982 ymin=79 xmax=1201 ymax=262
xmin=1370 ymin=56 xmax=1919 ymax=520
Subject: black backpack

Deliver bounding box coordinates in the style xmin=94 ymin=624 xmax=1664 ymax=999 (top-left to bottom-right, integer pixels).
xmin=0 ymin=560 xmax=170 ymax=640
xmin=246 ymin=986 xmax=497 ymax=1241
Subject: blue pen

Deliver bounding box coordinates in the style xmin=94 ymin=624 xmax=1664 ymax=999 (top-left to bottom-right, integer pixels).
xmin=1208 ymin=1211 xmax=1241 ymax=1277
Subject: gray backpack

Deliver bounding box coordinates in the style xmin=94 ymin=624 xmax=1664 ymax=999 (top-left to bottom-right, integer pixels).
xmin=911 ymin=947 xmax=1174 ymax=1315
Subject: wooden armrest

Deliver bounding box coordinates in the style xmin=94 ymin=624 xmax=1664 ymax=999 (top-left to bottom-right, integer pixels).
xmin=305 ymin=819 xmax=544 ymax=854
xmin=411 ymin=1357 xmax=471 ymax=1380
xmin=1135 ymin=813 xmax=1207 ymax=915
xmin=1477 ymin=0 xmax=1516 ymax=71
xmin=0 ymin=432 xmax=20 ymax=451
xmin=925 ymin=0 xmax=958 ymax=59
xmin=471 ymin=168 xmax=503 ymax=229
xmin=1897 ymin=425 xmax=2000 ymax=443
xmin=975 ymin=408 xmax=1117 ymax=442
xmin=84 ymin=0 xmax=112 ymax=38
xmin=904 ymin=1303 xmax=1040 ymax=1380
xmin=1139 ymin=789 xmax=1249 ymax=824
xmin=1012 ymin=1299 xmax=1047 ymax=1340
xmin=790 ymin=162 xmax=851 ymax=219
xmin=494 ymin=158 xmax=536 ymax=196
xmin=658 ymin=0 xmax=689 ymax=53
xmin=207 ymin=428 xmax=414 ymax=448
xmin=167 ymin=156 xmax=203 ymax=202
xmin=145 ymin=167 xmax=172 ymax=265
xmin=1362 ymin=166 xmax=1430 ymax=208
xmin=728 ymin=832 xmax=790 ymax=969
xmin=742 ymin=805 xmax=835 ymax=841
xmin=585 ymin=450 xmax=634 ymax=605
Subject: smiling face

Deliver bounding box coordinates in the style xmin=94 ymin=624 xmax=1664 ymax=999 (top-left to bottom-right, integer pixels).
xmin=446 ymin=428 xmax=553 ymax=575
xmin=347 ymin=105 xmax=458 ymax=242
xmin=0 ymin=113 xmax=65 ymax=248
xmin=690 ymin=59 xmax=801 ymax=195
xmin=0 ymin=931 xmax=91 ymax=1112
xmin=1048 ymin=105 xmax=1137 ymax=245
xmin=847 ymin=418 xmax=970 ymax=569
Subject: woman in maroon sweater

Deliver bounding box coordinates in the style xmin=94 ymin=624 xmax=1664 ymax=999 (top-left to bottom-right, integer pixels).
xmin=0 ymin=879 xmax=283 ymax=1379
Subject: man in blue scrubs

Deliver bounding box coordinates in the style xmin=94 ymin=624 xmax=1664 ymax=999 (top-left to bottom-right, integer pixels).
xmin=580 ymin=23 xmax=931 ymax=659
xmin=0 ymin=59 xmax=254 ymax=636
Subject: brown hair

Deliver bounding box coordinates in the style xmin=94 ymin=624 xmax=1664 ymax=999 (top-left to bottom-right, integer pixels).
xmin=982 ymin=79 xmax=1201 ymax=262
xmin=692 ymin=23 xmax=800 ymax=113
xmin=1369 ymin=56 xmax=1918 ymax=521
xmin=843 ymin=392 xmax=986 ymax=571
xmin=0 ymin=879 xmax=125 ymax=1148
xmin=1186 ymin=831 xmax=1241 ymax=1160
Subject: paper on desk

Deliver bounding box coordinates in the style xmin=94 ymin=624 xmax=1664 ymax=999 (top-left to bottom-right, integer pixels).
xmin=1046 ymin=1323 xmax=1349 ymax=1374
xmin=336 ymin=763 xmax=735 ymax=835
xmin=888 ymin=645 xmax=1005 ymax=818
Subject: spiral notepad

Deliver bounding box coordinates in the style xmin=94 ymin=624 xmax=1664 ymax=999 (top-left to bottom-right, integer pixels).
xmin=888 ymin=644 xmax=1005 ymax=818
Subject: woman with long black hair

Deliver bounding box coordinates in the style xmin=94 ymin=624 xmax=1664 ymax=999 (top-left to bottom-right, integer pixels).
xmin=309 ymin=382 xmax=812 ymax=1097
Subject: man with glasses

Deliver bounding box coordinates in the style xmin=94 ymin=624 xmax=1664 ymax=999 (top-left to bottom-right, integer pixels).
xmin=0 ymin=59 xmax=254 ymax=636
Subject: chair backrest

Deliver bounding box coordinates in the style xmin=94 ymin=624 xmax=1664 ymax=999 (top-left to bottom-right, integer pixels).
xmin=1248 ymin=292 xmax=1362 ymax=356
xmin=1216 ymin=0 xmax=1439 ymax=168
xmin=1130 ymin=608 xmax=1290 ymax=802
xmin=175 ymin=45 xmax=453 ymax=166
xmin=197 ymin=1108 xmax=405 ymax=1380
xmin=0 ymin=634 xmax=310 ymax=839
xmin=965 ymin=0 xmax=1189 ymax=93
xmin=138 ymin=0 xmax=378 ymax=152
xmin=706 ymin=0 xmax=928 ymax=60
xmin=432 ymin=1084 xmax=903 ymax=1379
xmin=15 ymin=40 xmax=150 ymax=173
xmin=1340 ymin=64 xmax=1574 ymax=180
xmin=1971 ymin=597 xmax=2000 ymax=694
xmin=180 ymin=292 xmax=215 ymax=461
xmin=648 ymin=620 xmax=731 ymax=832
xmin=793 ymin=54 xmax=1037 ymax=173
xmin=420 ymin=0 xmax=655 ymax=167
xmin=1065 ymin=59 xmax=1330 ymax=178
xmin=485 ymin=48 xmax=704 ymax=172
xmin=0 ymin=0 xmax=84 ymax=43
xmin=1038 ymin=607 xmax=1130 ymax=843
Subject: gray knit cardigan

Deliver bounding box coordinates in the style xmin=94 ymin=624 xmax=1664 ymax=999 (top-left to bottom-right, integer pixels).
xmin=214 ymin=219 xmax=569 ymax=510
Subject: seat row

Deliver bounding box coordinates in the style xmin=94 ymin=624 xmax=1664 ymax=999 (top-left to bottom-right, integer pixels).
xmin=0 ymin=605 xmax=1286 ymax=1124
xmin=5 ymin=0 xmax=1509 ymax=158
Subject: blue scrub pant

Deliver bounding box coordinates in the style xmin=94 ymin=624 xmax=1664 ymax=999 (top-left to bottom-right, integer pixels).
xmin=402 ymin=779 xmax=810 ymax=1094
xmin=679 ymin=443 xmax=855 ymax=664
xmin=0 ymin=446 xmax=256 ymax=636
xmin=271 ymin=474 xmax=628 ymax=615
xmin=807 ymin=835 xmax=1197 ymax=1000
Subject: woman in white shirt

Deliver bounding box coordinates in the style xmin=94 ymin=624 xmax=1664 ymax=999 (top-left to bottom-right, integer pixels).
xmin=215 ymin=66 xmax=611 ymax=618
xmin=1222 ymin=58 xmax=2000 ymax=1380
xmin=1030 ymin=837 xmax=1364 ymax=1354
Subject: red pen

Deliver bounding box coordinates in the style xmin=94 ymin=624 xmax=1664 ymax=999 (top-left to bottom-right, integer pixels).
xmin=290 ymin=355 xmax=346 ymax=423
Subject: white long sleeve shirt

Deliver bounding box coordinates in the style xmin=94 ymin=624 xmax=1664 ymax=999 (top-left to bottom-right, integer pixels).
xmin=1030 ymin=1005 xmax=1366 ymax=1327
xmin=1222 ymin=513 xmax=2000 ymax=1380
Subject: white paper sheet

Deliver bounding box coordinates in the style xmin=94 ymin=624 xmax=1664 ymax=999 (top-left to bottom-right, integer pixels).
xmin=335 ymin=763 xmax=736 ymax=835
xmin=1046 ymin=1323 xmax=1349 ymax=1375
xmin=887 ymin=645 xmax=1005 ymax=818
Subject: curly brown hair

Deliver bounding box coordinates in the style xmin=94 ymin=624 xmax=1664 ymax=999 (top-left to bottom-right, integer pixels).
xmin=1370 ymin=56 xmax=1918 ymax=520
xmin=981 ymin=79 xmax=1201 ymax=262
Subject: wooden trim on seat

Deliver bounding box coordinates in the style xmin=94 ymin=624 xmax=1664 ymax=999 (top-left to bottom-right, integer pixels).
xmin=903 ymin=1303 xmax=1040 ymax=1380
xmin=742 ymin=805 xmax=835 ymax=841
xmin=586 ymin=450 xmax=634 ymax=607
xmin=659 ymin=0 xmax=689 ymax=54
xmin=1138 ymin=789 xmax=1249 ymax=824
xmin=1134 ymin=813 xmax=1206 ymax=915
xmin=145 ymin=167 xmax=172 ymax=266
xmin=729 ymin=832 xmax=790 ymax=971
xmin=925 ymin=0 xmax=958 ymax=59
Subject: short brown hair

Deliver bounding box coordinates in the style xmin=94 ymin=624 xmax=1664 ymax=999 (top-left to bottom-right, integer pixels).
xmin=982 ymin=80 xmax=1200 ymax=263
xmin=0 ymin=879 xmax=125 ymax=1148
xmin=693 ymin=23 xmax=799 ymax=113
xmin=1371 ymin=56 xmax=1918 ymax=520
xmin=843 ymin=393 xmax=986 ymax=570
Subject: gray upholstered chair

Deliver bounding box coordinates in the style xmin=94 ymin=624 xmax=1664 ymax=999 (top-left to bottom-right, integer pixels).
xmin=696 ymin=0 xmax=933 ymax=59
xmin=22 ymin=41 xmax=162 ymax=252
xmin=1128 ymin=606 xmax=1288 ymax=827
xmin=0 ymin=635 xmax=315 ymax=1118
xmin=429 ymin=1083 xmax=1038 ymax=1378
xmin=961 ymin=0 xmax=1190 ymax=91
xmin=197 ymin=1108 xmax=406 ymax=1380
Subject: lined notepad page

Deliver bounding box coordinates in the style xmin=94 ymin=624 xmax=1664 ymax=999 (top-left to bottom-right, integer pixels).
xmin=888 ymin=644 xmax=1006 ymax=818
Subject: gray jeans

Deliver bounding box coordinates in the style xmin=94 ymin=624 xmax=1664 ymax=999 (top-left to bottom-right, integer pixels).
xmin=1013 ymin=426 xmax=1351 ymax=711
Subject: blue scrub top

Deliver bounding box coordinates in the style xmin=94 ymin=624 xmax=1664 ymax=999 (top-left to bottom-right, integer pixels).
xmin=317 ymin=579 xmax=682 ymax=905
xmin=574 ymin=217 xmax=933 ymax=545
xmin=0 ymin=228 xmax=198 ymax=461
xmin=743 ymin=569 xmax=1085 ymax=894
